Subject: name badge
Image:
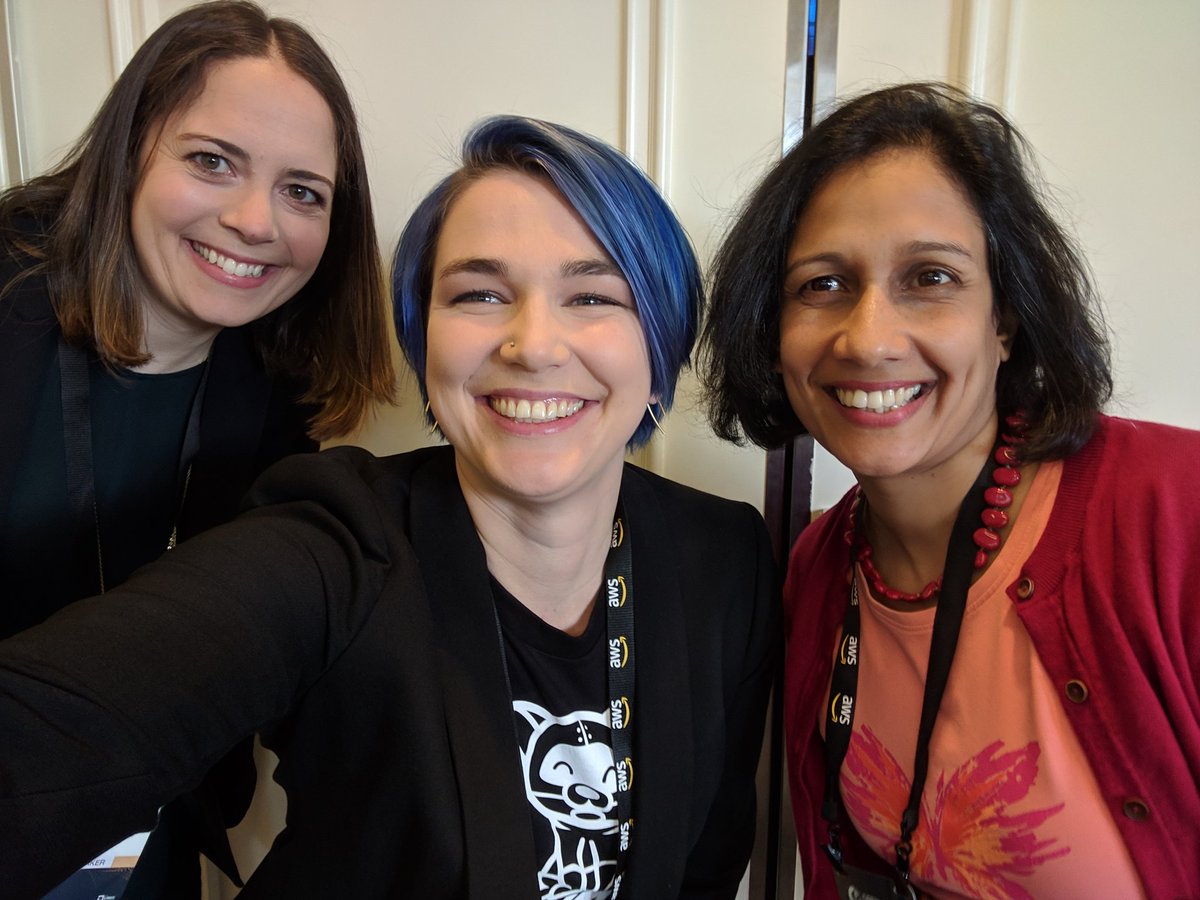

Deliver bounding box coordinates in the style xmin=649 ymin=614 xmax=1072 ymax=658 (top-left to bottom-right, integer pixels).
xmin=832 ymin=863 xmax=917 ymax=900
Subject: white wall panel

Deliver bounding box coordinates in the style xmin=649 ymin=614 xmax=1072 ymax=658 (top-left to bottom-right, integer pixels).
xmin=1007 ymin=0 xmax=1200 ymax=434
xmin=652 ymin=0 xmax=789 ymax=508
xmin=7 ymin=0 xmax=112 ymax=177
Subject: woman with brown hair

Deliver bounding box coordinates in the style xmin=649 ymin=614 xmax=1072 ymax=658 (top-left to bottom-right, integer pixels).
xmin=0 ymin=0 xmax=395 ymax=630
xmin=0 ymin=1 xmax=393 ymax=895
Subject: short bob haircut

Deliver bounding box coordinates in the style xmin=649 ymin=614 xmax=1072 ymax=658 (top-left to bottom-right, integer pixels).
xmin=700 ymin=81 xmax=1112 ymax=462
xmin=392 ymin=115 xmax=703 ymax=448
xmin=0 ymin=0 xmax=394 ymax=439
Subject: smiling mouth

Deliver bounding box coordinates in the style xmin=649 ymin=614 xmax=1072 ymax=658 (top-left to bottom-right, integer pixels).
xmin=191 ymin=241 xmax=266 ymax=278
xmin=834 ymin=385 xmax=925 ymax=413
xmin=489 ymin=397 xmax=585 ymax=423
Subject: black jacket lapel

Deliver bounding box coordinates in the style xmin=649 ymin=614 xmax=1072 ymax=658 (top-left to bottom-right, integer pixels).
xmin=409 ymin=450 xmax=539 ymax=899
xmin=618 ymin=466 xmax=694 ymax=896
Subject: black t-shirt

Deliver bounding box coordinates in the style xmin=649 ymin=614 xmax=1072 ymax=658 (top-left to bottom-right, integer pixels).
xmin=0 ymin=352 xmax=204 ymax=637
xmin=492 ymin=577 xmax=620 ymax=898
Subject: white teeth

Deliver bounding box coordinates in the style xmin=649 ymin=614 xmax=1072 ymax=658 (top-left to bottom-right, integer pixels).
xmin=835 ymin=385 xmax=922 ymax=413
xmin=489 ymin=396 xmax=585 ymax=423
xmin=193 ymin=242 xmax=265 ymax=278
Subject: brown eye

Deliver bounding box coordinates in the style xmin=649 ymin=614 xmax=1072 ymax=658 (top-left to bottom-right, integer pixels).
xmin=807 ymin=276 xmax=843 ymax=292
xmin=915 ymin=269 xmax=954 ymax=287
xmin=286 ymin=184 xmax=324 ymax=207
xmin=189 ymin=152 xmax=230 ymax=174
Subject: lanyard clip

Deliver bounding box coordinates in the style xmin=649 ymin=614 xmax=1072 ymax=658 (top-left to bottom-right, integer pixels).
xmin=823 ymin=825 xmax=845 ymax=871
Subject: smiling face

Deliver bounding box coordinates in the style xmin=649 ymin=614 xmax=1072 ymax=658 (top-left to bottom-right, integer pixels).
xmin=130 ymin=53 xmax=337 ymax=366
xmin=425 ymin=170 xmax=653 ymax=507
xmin=778 ymin=149 xmax=1010 ymax=485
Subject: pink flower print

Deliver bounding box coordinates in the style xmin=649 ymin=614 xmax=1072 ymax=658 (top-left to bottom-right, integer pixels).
xmin=842 ymin=728 xmax=1069 ymax=900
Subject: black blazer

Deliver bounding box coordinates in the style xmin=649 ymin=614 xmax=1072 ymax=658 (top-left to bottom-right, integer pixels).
xmin=0 ymin=446 xmax=779 ymax=899
xmin=0 ymin=252 xmax=317 ymax=620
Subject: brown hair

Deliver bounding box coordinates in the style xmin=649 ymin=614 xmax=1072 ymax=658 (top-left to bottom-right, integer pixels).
xmin=0 ymin=0 xmax=394 ymax=438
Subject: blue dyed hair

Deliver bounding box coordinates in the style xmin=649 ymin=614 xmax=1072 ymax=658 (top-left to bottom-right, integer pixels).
xmin=392 ymin=115 xmax=702 ymax=447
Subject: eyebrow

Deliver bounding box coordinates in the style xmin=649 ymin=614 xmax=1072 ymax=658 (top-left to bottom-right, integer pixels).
xmin=904 ymin=239 xmax=975 ymax=259
xmin=437 ymin=257 xmax=508 ymax=280
xmin=785 ymin=240 xmax=977 ymax=274
xmin=436 ymin=257 xmax=625 ymax=280
xmin=178 ymin=133 xmax=336 ymax=190
xmin=561 ymin=258 xmax=624 ymax=279
xmin=784 ymin=251 xmax=842 ymax=274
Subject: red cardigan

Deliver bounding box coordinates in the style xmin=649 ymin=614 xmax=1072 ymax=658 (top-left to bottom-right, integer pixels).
xmin=783 ymin=415 xmax=1200 ymax=898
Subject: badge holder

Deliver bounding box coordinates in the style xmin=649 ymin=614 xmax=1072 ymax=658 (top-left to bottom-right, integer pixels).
xmin=825 ymin=828 xmax=917 ymax=900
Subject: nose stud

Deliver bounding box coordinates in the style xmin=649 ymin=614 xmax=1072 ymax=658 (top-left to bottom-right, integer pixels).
xmin=508 ymin=340 xmax=516 ymax=348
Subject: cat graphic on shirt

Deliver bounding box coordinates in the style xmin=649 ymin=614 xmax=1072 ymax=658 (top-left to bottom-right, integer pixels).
xmin=515 ymin=701 xmax=619 ymax=899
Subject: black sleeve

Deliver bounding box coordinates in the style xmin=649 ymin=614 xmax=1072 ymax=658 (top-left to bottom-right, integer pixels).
xmin=681 ymin=503 xmax=781 ymax=898
xmin=0 ymin=449 xmax=398 ymax=897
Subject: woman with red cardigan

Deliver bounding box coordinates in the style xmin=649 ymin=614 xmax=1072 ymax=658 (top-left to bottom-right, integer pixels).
xmin=701 ymin=82 xmax=1198 ymax=897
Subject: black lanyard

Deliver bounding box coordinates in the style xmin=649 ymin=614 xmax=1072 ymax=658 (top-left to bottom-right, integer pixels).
xmin=822 ymin=451 xmax=995 ymax=889
xmin=605 ymin=505 xmax=635 ymax=897
xmin=493 ymin=504 xmax=636 ymax=896
xmin=57 ymin=336 xmax=208 ymax=593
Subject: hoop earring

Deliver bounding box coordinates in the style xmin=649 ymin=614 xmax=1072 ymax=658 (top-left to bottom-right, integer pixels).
xmin=646 ymin=402 xmax=664 ymax=434
xmin=423 ymin=400 xmax=441 ymax=436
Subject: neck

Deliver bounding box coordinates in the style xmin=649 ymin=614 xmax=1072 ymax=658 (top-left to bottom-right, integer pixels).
xmin=458 ymin=461 xmax=622 ymax=637
xmin=134 ymin=305 xmax=219 ymax=374
xmin=857 ymin=420 xmax=999 ymax=598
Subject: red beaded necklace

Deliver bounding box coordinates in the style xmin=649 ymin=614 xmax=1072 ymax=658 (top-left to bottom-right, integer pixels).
xmin=846 ymin=420 xmax=1025 ymax=603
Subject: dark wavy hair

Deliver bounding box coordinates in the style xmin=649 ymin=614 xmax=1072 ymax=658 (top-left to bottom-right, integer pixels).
xmin=699 ymin=81 xmax=1112 ymax=461
xmin=0 ymin=0 xmax=394 ymax=439
xmin=392 ymin=115 xmax=703 ymax=448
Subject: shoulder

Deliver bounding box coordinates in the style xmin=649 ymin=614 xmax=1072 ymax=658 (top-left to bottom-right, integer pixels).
xmin=621 ymin=463 xmax=769 ymax=553
xmin=789 ymin=488 xmax=855 ymax=574
xmin=1037 ymin=414 xmax=1200 ymax=571
xmin=1088 ymin=413 xmax=1200 ymax=457
xmin=243 ymin=444 xmax=451 ymax=526
xmin=783 ymin=487 xmax=855 ymax=630
xmin=1065 ymin=413 xmax=1200 ymax=494
xmin=0 ymin=240 xmax=52 ymax=324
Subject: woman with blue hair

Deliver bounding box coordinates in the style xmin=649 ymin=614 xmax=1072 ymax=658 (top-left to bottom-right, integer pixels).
xmin=0 ymin=115 xmax=776 ymax=899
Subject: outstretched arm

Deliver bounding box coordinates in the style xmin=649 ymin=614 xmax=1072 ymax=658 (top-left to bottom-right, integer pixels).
xmin=0 ymin=449 xmax=397 ymax=896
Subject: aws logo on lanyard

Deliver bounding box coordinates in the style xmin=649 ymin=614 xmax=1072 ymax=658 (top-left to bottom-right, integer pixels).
xmin=839 ymin=633 xmax=859 ymax=666
xmin=611 ymin=517 xmax=625 ymax=549
xmin=610 ymin=696 xmax=631 ymax=730
xmin=609 ymin=636 xmax=630 ymax=668
xmin=616 ymin=756 xmax=633 ymax=792
xmin=607 ymin=575 xmax=628 ymax=608
xmin=831 ymin=691 xmax=854 ymax=726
